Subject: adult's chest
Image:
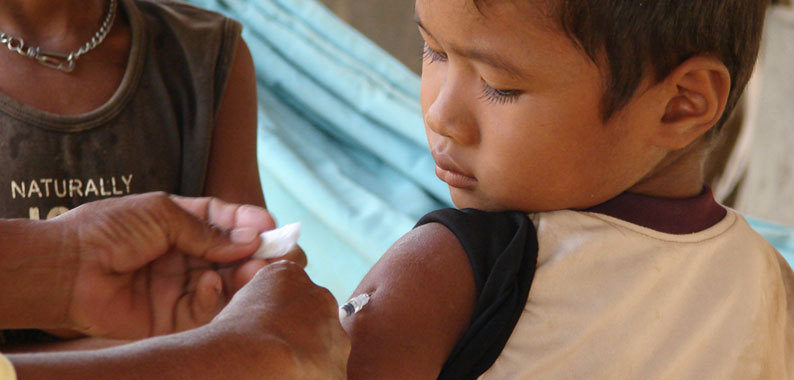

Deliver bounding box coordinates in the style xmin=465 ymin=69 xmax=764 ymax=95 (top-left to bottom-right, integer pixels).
xmin=0 ymin=107 xmax=183 ymax=219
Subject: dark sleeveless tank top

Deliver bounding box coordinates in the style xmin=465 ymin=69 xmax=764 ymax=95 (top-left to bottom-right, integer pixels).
xmin=0 ymin=0 xmax=241 ymax=220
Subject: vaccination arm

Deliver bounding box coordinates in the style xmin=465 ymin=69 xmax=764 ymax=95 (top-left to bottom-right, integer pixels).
xmin=343 ymin=222 xmax=476 ymax=379
xmin=203 ymin=38 xmax=265 ymax=208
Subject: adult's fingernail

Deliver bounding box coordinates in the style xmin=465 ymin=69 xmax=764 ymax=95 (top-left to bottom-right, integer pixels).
xmin=230 ymin=227 xmax=258 ymax=244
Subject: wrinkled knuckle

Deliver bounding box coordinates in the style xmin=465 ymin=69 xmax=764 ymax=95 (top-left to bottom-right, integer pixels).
xmin=145 ymin=191 xmax=170 ymax=203
xmin=313 ymin=286 xmax=337 ymax=312
xmin=258 ymin=260 xmax=300 ymax=282
xmin=272 ymin=259 xmax=304 ymax=274
xmin=152 ymin=192 xmax=182 ymax=220
xmin=207 ymin=196 xmax=232 ymax=221
xmin=139 ymin=191 xmax=173 ymax=212
xmin=316 ymin=286 xmax=334 ymax=302
xmin=291 ymin=247 xmax=308 ymax=268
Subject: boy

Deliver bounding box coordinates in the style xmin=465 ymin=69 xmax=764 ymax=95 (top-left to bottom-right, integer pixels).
xmin=343 ymin=0 xmax=794 ymax=379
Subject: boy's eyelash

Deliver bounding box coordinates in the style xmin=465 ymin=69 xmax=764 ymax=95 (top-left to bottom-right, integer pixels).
xmin=422 ymin=43 xmax=448 ymax=63
xmin=479 ymin=81 xmax=522 ymax=105
xmin=422 ymin=43 xmax=520 ymax=105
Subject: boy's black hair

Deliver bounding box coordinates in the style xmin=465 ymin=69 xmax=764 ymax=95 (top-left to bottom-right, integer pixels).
xmin=476 ymin=0 xmax=768 ymax=131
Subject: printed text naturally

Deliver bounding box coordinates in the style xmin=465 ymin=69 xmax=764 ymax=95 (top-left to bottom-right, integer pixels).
xmin=10 ymin=175 xmax=134 ymax=199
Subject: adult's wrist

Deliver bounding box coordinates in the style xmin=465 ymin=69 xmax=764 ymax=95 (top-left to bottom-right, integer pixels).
xmin=194 ymin=322 xmax=301 ymax=379
xmin=0 ymin=218 xmax=78 ymax=330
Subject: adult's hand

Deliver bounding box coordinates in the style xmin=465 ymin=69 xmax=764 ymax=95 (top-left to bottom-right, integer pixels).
xmin=8 ymin=262 xmax=351 ymax=380
xmin=56 ymin=192 xmax=277 ymax=339
xmin=209 ymin=261 xmax=350 ymax=379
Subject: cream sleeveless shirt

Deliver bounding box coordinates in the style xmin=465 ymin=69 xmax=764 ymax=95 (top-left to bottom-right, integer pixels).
xmin=479 ymin=209 xmax=794 ymax=379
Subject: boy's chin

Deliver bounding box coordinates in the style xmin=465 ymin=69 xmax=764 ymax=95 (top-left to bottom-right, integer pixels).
xmin=449 ymin=190 xmax=511 ymax=212
xmin=449 ymin=188 xmax=557 ymax=213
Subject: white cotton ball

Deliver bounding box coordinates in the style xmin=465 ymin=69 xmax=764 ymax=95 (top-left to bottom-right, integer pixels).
xmin=251 ymin=222 xmax=302 ymax=259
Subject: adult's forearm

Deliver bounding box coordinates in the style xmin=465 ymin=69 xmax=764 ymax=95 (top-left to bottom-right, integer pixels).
xmin=2 ymin=336 xmax=130 ymax=354
xmin=0 ymin=219 xmax=75 ymax=329
xmin=8 ymin=325 xmax=296 ymax=380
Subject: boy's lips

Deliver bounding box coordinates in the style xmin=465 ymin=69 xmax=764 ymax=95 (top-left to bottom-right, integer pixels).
xmin=432 ymin=152 xmax=477 ymax=189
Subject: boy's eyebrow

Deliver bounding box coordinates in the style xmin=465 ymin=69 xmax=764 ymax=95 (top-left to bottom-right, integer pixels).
xmin=414 ymin=9 xmax=527 ymax=79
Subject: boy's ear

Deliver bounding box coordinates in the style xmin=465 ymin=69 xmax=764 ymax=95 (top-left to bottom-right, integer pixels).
xmin=652 ymin=56 xmax=731 ymax=150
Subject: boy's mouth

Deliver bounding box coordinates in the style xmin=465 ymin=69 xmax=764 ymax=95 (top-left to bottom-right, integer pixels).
xmin=432 ymin=152 xmax=477 ymax=189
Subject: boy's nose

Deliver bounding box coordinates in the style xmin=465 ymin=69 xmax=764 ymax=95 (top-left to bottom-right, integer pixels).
xmin=424 ymin=80 xmax=479 ymax=146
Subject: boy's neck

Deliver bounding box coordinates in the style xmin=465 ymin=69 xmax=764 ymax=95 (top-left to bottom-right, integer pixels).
xmin=628 ymin=138 xmax=707 ymax=199
xmin=586 ymin=185 xmax=726 ymax=234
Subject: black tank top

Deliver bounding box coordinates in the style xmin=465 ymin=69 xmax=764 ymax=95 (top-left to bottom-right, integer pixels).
xmin=0 ymin=0 xmax=241 ymax=220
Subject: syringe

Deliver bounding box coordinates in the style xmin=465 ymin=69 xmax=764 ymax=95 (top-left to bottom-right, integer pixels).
xmin=339 ymin=293 xmax=370 ymax=322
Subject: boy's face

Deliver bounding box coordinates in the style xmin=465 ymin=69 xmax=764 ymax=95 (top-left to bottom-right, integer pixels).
xmin=417 ymin=0 xmax=668 ymax=212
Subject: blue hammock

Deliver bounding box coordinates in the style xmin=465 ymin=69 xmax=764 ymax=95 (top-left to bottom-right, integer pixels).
xmin=188 ymin=0 xmax=794 ymax=300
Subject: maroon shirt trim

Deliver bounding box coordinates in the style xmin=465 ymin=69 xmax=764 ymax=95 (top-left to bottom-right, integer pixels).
xmin=584 ymin=186 xmax=727 ymax=234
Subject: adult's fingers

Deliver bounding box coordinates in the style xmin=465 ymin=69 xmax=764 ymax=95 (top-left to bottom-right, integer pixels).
xmin=231 ymin=259 xmax=269 ymax=292
xmin=180 ymin=270 xmax=224 ymax=330
xmin=170 ymin=195 xmax=276 ymax=232
xmin=61 ymin=193 xmax=260 ymax=273
xmin=140 ymin=194 xmax=263 ymax=264
xmin=214 ymin=258 xmax=268 ymax=297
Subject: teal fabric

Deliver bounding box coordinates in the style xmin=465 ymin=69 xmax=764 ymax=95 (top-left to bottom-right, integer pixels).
xmin=186 ymin=0 xmax=794 ymax=300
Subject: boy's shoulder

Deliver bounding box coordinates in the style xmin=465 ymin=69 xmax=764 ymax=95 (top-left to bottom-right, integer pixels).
xmin=416 ymin=208 xmax=537 ymax=289
xmin=413 ymin=208 xmax=539 ymax=378
xmin=535 ymin=206 xmax=778 ymax=262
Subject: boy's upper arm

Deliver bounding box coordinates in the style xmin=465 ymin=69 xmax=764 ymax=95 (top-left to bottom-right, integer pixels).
xmin=203 ymin=39 xmax=265 ymax=207
xmin=344 ymin=222 xmax=476 ymax=380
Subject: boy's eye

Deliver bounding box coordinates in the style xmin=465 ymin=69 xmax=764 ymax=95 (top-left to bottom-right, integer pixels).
xmin=422 ymin=43 xmax=448 ymax=64
xmin=479 ymin=81 xmax=522 ymax=105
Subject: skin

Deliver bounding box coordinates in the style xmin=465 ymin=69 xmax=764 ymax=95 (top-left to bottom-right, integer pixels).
xmin=0 ymin=0 xmax=264 ymax=207
xmin=0 ymin=194 xmax=348 ymax=379
xmin=0 ymin=0 xmax=128 ymax=115
xmin=203 ymin=37 xmax=265 ymax=207
xmin=345 ymin=223 xmax=475 ymax=379
xmin=9 ymin=263 xmax=349 ymax=380
xmin=0 ymin=193 xmax=272 ymax=336
xmin=344 ymin=0 xmax=731 ymax=379
xmin=418 ymin=1 xmax=729 ymax=212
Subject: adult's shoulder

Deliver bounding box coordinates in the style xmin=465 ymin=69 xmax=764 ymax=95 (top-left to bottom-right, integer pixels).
xmin=130 ymin=0 xmax=242 ymax=51
xmin=132 ymin=0 xmax=238 ymax=26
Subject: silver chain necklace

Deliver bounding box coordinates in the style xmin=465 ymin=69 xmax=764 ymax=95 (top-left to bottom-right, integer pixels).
xmin=0 ymin=0 xmax=118 ymax=73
